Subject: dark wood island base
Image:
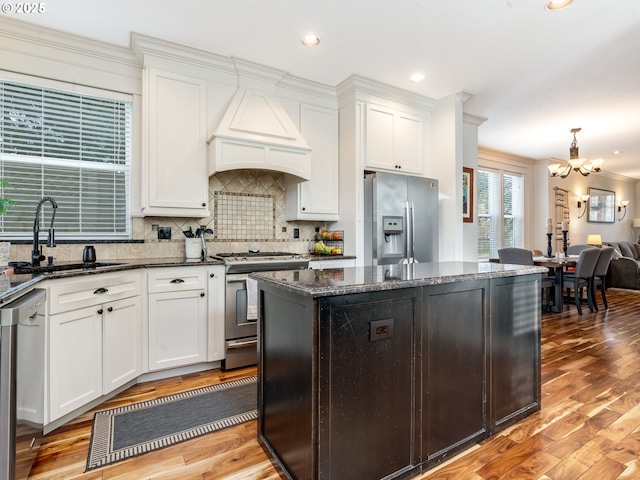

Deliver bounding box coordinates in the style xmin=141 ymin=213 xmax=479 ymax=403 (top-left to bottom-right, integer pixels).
xmin=253 ymin=262 xmax=545 ymax=480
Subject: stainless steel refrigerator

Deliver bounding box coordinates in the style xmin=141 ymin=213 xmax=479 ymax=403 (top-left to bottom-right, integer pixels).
xmin=364 ymin=171 xmax=439 ymax=266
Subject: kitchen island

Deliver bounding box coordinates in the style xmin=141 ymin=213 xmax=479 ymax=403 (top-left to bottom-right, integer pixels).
xmin=252 ymin=262 xmax=547 ymax=480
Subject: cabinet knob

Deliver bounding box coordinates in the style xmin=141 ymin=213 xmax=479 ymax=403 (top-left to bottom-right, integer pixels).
xmin=202 ymin=202 xmax=206 ymax=207
xmin=302 ymin=207 xmax=306 ymax=211
xmin=209 ymin=273 xmax=216 ymax=278
xmin=200 ymin=292 xmax=205 ymax=297
xmin=97 ymin=308 xmax=103 ymax=315
xmin=107 ymin=306 xmax=113 ymax=312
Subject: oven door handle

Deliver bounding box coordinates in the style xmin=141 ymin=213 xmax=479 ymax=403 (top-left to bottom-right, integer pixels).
xmin=227 ymin=275 xmax=248 ymax=284
xmin=227 ymin=338 xmax=258 ymax=349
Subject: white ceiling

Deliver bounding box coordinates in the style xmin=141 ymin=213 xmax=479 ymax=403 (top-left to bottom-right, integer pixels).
xmin=11 ymin=0 xmax=640 ymax=178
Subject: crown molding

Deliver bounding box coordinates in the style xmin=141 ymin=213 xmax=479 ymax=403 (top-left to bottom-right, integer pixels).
xmin=336 ymin=74 xmax=436 ymax=112
xmin=0 ymin=16 xmax=137 ymax=68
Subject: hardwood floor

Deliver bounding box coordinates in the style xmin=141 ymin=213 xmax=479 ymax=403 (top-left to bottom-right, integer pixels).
xmin=28 ymin=288 xmax=640 ymax=480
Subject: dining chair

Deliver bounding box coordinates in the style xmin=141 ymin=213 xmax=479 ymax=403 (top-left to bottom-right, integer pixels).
xmin=498 ymin=248 xmax=555 ymax=311
xmin=498 ymin=248 xmax=534 ymax=265
xmin=590 ymin=246 xmax=615 ymax=311
xmin=567 ymin=244 xmax=592 ymax=255
xmin=561 ymin=248 xmax=601 ymax=315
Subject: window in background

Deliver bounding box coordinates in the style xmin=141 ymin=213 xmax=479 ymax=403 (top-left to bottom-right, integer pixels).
xmin=477 ymin=168 xmax=524 ymax=260
xmin=0 ymin=79 xmax=132 ymax=239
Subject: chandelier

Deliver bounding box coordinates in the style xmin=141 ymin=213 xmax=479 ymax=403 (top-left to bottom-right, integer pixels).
xmin=548 ymin=128 xmax=604 ymax=178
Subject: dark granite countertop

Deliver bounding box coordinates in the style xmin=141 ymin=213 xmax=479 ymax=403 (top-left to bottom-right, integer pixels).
xmin=251 ymin=261 xmax=547 ymax=298
xmin=0 ymin=257 xmax=225 ymax=304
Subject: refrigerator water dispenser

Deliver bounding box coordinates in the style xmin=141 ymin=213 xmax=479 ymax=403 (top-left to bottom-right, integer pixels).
xmin=382 ymin=215 xmax=403 ymax=258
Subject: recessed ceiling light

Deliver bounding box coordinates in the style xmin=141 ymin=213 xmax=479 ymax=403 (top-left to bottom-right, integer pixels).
xmin=410 ymin=73 xmax=425 ymax=83
xmin=301 ymin=34 xmax=321 ymax=47
xmin=612 ymin=150 xmax=623 ymax=155
xmin=545 ymin=0 xmax=574 ymax=11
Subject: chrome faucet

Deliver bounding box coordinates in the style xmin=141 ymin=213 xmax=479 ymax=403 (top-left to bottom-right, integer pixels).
xmin=32 ymin=196 xmax=58 ymax=266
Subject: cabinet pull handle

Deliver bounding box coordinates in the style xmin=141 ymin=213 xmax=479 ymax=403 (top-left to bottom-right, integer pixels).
xmin=200 ymin=292 xmax=205 ymax=297
xmin=107 ymin=306 xmax=113 ymax=312
xmin=97 ymin=308 xmax=103 ymax=314
xmin=94 ymin=287 xmax=109 ymax=294
xmin=170 ymin=278 xmax=185 ymax=284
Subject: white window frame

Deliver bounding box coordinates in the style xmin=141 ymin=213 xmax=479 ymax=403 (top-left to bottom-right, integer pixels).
xmin=477 ymin=167 xmax=525 ymax=261
xmin=0 ymin=72 xmax=132 ymax=240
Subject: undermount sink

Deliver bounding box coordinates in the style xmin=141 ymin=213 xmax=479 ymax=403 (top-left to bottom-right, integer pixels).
xmin=9 ymin=261 xmax=125 ymax=275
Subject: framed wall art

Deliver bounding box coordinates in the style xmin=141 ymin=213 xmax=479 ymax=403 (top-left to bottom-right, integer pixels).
xmin=462 ymin=167 xmax=474 ymax=223
xmin=587 ymin=187 xmax=615 ymax=223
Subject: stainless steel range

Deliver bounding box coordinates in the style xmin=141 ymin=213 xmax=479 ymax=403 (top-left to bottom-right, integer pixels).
xmin=214 ymin=252 xmax=309 ymax=369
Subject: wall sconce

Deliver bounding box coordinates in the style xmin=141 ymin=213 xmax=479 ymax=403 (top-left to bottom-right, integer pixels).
xmin=587 ymin=234 xmax=602 ymax=247
xmin=618 ymin=200 xmax=629 ymax=221
xmin=577 ymin=194 xmax=590 ymax=219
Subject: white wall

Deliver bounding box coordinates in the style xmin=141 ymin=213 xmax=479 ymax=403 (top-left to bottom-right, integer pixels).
xmin=430 ymin=94 xmax=462 ymax=261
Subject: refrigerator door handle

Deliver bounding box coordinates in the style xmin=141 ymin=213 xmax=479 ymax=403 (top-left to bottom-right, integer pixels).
xmin=409 ymin=201 xmax=418 ymax=264
xmin=401 ymin=201 xmax=411 ymax=264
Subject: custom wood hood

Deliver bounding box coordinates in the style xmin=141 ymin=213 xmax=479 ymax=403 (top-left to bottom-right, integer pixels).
xmin=207 ymin=88 xmax=312 ymax=180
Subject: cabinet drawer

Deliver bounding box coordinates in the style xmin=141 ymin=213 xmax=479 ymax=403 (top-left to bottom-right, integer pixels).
xmin=47 ymin=272 xmax=142 ymax=315
xmin=147 ymin=267 xmax=207 ymax=294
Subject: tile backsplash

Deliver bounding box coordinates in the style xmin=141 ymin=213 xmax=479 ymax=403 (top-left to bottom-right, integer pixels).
xmin=214 ymin=191 xmax=276 ymax=241
xmin=9 ymin=170 xmax=324 ymax=262
xmin=139 ymin=170 xmax=323 ymax=256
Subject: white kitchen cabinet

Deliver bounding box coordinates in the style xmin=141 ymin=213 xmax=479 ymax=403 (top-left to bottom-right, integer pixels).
xmin=148 ymin=268 xmax=208 ymax=371
xmin=365 ymin=103 xmax=427 ymax=175
xmin=48 ymin=304 xmax=102 ymax=422
xmin=285 ymin=104 xmax=339 ymax=221
xmin=47 ymin=272 xmax=143 ymax=422
xmin=102 ymin=295 xmax=142 ymax=394
xmin=142 ymin=67 xmax=209 ymax=218
xmin=207 ymin=265 xmax=225 ymax=361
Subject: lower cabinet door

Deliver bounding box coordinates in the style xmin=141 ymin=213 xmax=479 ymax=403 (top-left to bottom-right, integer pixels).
xmin=49 ymin=306 xmax=102 ymax=422
xmin=489 ymin=275 xmax=541 ymax=431
xmin=148 ymin=289 xmax=207 ymax=371
xmin=423 ymin=281 xmax=488 ymax=463
xmin=103 ymin=296 xmax=142 ymax=394
xmin=319 ymin=290 xmax=418 ymax=479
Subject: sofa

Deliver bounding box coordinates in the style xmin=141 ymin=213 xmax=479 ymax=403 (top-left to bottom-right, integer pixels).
xmin=605 ymin=241 xmax=640 ymax=290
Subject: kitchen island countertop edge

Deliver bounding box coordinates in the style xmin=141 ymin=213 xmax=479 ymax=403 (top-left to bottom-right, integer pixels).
xmin=251 ymin=261 xmax=547 ymax=298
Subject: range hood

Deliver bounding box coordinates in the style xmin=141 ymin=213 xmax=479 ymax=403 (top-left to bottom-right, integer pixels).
xmin=207 ymin=88 xmax=312 ymax=180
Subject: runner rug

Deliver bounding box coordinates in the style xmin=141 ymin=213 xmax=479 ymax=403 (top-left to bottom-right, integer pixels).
xmin=86 ymin=376 xmax=257 ymax=471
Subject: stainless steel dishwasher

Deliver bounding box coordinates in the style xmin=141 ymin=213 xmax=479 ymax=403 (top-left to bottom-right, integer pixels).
xmin=1 ymin=288 xmax=46 ymax=480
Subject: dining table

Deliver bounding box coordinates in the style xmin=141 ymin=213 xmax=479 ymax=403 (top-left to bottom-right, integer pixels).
xmin=533 ymin=255 xmax=578 ymax=313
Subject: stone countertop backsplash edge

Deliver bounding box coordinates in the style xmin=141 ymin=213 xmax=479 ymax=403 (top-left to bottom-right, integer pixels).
xmin=0 ymin=257 xmax=224 ymax=304
xmin=0 ymin=254 xmax=358 ymax=304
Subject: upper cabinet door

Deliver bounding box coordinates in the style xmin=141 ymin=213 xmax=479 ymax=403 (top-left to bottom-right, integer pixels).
xmin=285 ymin=104 xmax=339 ymax=221
xmin=365 ymin=103 xmax=426 ymax=176
xmin=142 ymin=68 xmax=210 ymax=218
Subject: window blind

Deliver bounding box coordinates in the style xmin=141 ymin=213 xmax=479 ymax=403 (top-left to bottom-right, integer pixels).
xmin=0 ymin=80 xmax=131 ymax=239
xmin=477 ymin=168 xmax=525 ymax=260
xmin=503 ymin=173 xmax=524 ymax=248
